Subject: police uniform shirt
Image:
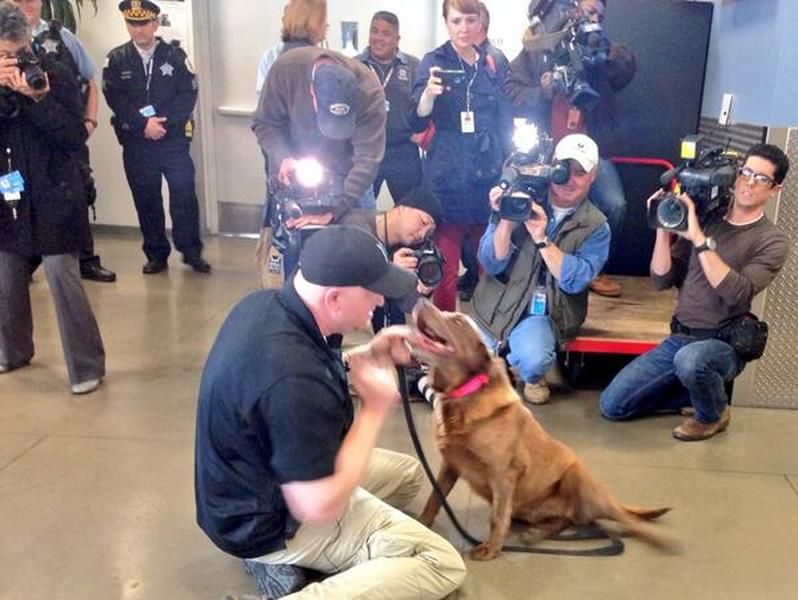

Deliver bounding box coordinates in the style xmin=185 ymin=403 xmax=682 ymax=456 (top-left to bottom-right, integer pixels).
xmin=33 ymin=19 xmax=96 ymax=80
xmin=103 ymin=37 xmax=198 ymax=142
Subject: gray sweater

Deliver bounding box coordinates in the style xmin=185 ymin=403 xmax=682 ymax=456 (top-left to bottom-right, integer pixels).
xmin=653 ymin=216 xmax=789 ymax=329
xmin=252 ymin=47 xmax=386 ymax=213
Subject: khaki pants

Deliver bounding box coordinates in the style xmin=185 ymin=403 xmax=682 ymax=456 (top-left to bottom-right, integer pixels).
xmin=254 ymin=225 xmax=284 ymax=289
xmin=254 ymin=448 xmax=466 ymax=599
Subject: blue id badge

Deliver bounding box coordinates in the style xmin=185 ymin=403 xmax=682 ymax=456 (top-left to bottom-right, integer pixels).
xmin=531 ymin=285 xmax=547 ymax=316
xmin=0 ymin=170 xmax=25 ymax=195
xmin=139 ymin=104 xmax=156 ymax=117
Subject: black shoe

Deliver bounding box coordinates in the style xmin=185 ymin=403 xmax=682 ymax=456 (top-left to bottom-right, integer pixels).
xmin=243 ymin=560 xmax=307 ymax=597
xmin=142 ymin=260 xmax=168 ymax=274
xmin=184 ymin=256 xmax=212 ymax=273
xmin=458 ymin=287 xmax=475 ymax=302
xmin=80 ymin=262 xmax=117 ymax=283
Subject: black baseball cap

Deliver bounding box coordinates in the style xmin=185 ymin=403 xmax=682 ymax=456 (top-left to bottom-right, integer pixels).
xmin=300 ymin=226 xmax=417 ymax=298
xmin=312 ymin=62 xmax=358 ymax=140
xmin=396 ymin=186 xmax=442 ymax=225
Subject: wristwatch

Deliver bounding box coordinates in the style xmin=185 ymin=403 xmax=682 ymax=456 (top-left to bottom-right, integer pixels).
xmin=534 ymin=237 xmax=549 ymax=250
xmin=695 ymin=237 xmax=717 ymax=254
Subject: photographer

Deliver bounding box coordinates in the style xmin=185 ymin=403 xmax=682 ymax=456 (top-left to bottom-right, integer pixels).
xmin=195 ymin=226 xmax=465 ymax=599
xmin=253 ymin=45 xmax=386 ymax=276
xmin=369 ymin=186 xmax=442 ymax=332
xmin=505 ymin=0 xmax=636 ymax=297
xmin=410 ymin=0 xmax=513 ymax=312
xmin=600 ymin=144 xmax=790 ymax=441
xmin=470 ymin=133 xmax=610 ymax=405
xmin=13 ymin=0 xmax=116 ymax=283
xmin=0 ymin=1 xmax=104 ymax=394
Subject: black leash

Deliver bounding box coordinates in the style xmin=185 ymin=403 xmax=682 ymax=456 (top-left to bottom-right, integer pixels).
xmin=398 ymin=366 xmax=624 ymax=557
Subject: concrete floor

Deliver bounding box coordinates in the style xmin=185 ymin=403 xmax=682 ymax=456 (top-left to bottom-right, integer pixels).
xmin=1 ymin=233 xmax=796 ymax=600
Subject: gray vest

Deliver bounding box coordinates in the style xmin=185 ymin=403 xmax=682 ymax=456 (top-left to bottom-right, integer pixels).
xmin=470 ymin=200 xmax=606 ymax=345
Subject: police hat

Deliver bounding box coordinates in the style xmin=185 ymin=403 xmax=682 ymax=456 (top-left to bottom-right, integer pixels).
xmin=119 ymin=0 xmax=160 ymax=22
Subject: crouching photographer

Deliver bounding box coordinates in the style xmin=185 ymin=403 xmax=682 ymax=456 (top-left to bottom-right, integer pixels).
xmin=369 ymin=186 xmax=444 ymax=333
xmin=0 ymin=1 xmax=104 ymax=394
xmin=600 ymin=143 xmax=791 ymax=441
xmin=470 ymin=133 xmax=610 ymax=405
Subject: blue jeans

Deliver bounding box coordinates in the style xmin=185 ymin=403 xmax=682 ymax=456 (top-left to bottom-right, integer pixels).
xmin=599 ymin=335 xmax=746 ymax=424
xmin=480 ymin=315 xmax=557 ymax=384
xmin=589 ymin=158 xmax=626 ymax=238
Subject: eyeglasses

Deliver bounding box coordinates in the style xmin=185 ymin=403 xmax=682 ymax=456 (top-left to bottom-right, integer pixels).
xmin=737 ymin=167 xmax=776 ymax=187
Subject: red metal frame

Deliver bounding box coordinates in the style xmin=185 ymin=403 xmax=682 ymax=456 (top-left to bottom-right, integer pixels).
xmin=562 ymin=156 xmax=678 ymax=357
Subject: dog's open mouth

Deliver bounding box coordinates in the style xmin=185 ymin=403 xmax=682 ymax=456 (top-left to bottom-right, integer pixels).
xmin=414 ymin=310 xmax=454 ymax=356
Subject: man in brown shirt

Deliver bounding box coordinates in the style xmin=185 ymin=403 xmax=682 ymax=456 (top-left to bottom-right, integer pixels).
xmin=600 ymin=144 xmax=790 ymax=441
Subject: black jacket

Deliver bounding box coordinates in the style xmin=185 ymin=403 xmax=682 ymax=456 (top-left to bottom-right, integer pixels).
xmin=102 ymin=38 xmax=197 ymax=144
xmin=0 ymin=60 xmax=88 ymax=256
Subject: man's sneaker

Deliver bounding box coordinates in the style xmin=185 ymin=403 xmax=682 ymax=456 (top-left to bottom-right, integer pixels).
xmin=589 ymin=274 xmax=622 ymax=297
xmin=243 ymin=560 xmax=307 ymax=598
xmin=523 ymin=380 xmax=551 ymax=405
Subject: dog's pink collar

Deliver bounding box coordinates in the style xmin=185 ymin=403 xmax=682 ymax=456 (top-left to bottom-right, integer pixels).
xmin=448 ymin=374 xmax=489 ymax=399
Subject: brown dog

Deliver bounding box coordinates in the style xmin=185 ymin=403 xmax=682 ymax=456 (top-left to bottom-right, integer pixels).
xmin=411 ymin=300 xmax=673 ymax=560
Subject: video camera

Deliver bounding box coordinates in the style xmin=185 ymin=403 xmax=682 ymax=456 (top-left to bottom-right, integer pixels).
xmin=536 ymin=0 xmax=609 ymax=112
xmin=497 ymin=122 xmax=569 ymax=222
xmin=268 ymin=158 xmax=346 ymax=254
xmin=0 ymin=48 xmax=47 ymax=119
xmin=411 ymin=238 xmax=445 ymax=288
xmin=647 ymin=136 xmax=739 ymax=231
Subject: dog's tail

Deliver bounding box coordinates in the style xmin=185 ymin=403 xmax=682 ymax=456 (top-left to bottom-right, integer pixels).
xmin=622 ymin=504 xmax=671 ymax=521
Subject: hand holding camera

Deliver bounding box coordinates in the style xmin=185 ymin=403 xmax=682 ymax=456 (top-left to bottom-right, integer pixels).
xmin=0 ymin=52 xmax=49 ymax=101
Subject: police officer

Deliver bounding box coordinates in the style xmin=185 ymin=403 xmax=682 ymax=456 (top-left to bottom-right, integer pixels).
xmin=12 ymin=0 xmax=116 ymax=282
xmin=103 ymin=0 xmax=210 ymax=274
xmin=357 ymin=11 xmax=422 ymax=203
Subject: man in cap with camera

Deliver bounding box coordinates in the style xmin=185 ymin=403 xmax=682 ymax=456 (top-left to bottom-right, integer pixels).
xmin=0 ymin=1 xmax=105 ymax=394
xmin=103 ymin=0 xmax=210 ymax=275
xmin=253 ymin=44 xmax=386 ymax=276
xmin=195 ymin=225 xmax=465 ymax=599
xmin=470 ymin=133 xmax=610 ymax=405
xmin=506 ymin=0 xmax=635 ymax=298
xmin=12 ymin=0 xmax=116 ymax=283
xmin=600 ymin=144 xmax=790 ymax=441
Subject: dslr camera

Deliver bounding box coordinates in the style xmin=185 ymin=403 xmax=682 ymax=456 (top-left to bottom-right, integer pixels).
xmin=497 ymin=122 xmax=569 ymax=222
xmin=0 ymin=47 xmax=47 ymax=119
xmin=648 ymin=136 xmax=739 ymax=231
xmin=537 ymin=0 xmax=610 ymax=111
xmin=411 ymin=238 xmax=445 ymax=288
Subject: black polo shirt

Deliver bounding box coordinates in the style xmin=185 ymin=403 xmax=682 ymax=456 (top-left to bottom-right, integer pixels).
xmin=194 ymin=279 xmax=353 ymax=558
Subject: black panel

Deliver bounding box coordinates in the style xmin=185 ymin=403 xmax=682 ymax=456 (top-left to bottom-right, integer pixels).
xmin=602 ymin=0 xmax=713 ymax=275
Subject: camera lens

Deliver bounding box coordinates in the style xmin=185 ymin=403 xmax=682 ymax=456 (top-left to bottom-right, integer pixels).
xmin=657 ymin=196 xmax=687 ymax=230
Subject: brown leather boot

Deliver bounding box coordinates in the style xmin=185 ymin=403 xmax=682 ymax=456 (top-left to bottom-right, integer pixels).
xmin=672 ymin=407 xmax=731 ymax=441
xmin=588 ymin=274 xmax=622 ymax=297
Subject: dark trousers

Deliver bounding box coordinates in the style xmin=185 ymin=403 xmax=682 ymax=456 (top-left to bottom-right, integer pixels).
xmin=373 ymin=142 xmax=423 ymax=203
xmin=122 ymin=138 xmax=203 ymax=263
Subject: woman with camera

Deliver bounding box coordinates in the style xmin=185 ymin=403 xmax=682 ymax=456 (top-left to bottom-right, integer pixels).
xmin=410 ymin=0 xmax=513 ymax=311
xmin=0 ymin=2 xmax=104 ymax=394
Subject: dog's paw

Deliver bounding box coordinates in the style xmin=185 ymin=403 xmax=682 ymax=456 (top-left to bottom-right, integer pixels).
xmin=469 ymin=543 xmax=501 ymax=561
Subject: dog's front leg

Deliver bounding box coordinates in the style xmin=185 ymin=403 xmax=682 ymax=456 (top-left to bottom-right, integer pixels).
xmin=470 ymin=472 xmax=516 ymax=561
xmin=418 ymin=464 xmax=459 ymax=527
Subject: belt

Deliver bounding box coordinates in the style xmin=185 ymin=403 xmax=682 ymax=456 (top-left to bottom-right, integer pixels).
xmin=670 ymin=317 xmax=722 ymax=339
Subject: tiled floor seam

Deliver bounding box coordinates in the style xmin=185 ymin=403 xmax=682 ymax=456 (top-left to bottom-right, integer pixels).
xmin=0 ymin=435 xmax=48 ymax=472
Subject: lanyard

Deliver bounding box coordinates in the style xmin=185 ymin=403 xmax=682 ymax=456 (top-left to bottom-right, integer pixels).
xmin=368 ymin=61 xmax=395 ymax=90
xmin=5 ymin=147 xmax=11 ymax=174
xmin=457 ymin=51 xmax=479 ymax=113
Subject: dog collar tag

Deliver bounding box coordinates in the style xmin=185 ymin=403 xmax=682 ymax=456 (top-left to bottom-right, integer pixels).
xmin=448 ymin=374 xmax=489 ymax=399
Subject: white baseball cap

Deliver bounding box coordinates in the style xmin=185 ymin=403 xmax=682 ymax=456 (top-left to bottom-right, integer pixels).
xmin=554 ymin=134 xmax=599 ymax=173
